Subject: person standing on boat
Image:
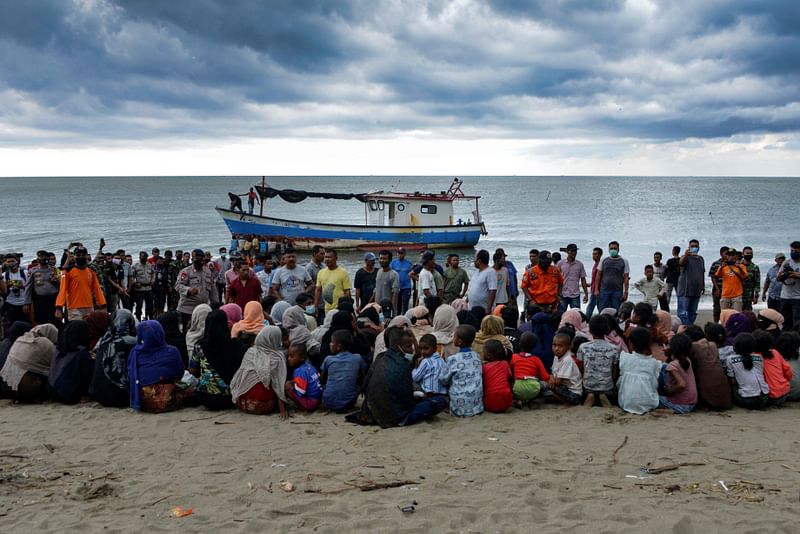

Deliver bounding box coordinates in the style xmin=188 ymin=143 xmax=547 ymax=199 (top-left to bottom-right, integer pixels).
xmin=228 ymin=192 xmax=243 ymax=213
xmin=467 ymin=250 xmax=498 ymax=313
xmin=246 ymin=187 xmax=260 ymax=215
xmin=391 ymin=248 xmax=414 ymax=316
xmin=315 ymin=249 xmax=352 ymax=314
xmin=271 ymin=249 xmax=313 ymax=306
xmin=175 ymin=249 xmax=220 ymax=330
xmin=354 ymin=253 xmax=378 ymax=312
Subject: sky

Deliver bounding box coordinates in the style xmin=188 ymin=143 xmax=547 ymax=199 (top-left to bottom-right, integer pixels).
xmin=1 ymin=0 xmax=798 ymax=177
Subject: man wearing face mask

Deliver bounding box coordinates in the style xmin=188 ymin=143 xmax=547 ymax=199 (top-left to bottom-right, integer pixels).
xmin=521 ymin=250 xmax=564 ymax=313
xmin=777 ymin=241 xmax=800 ymax=330
xmin=594 ymin=241 xmax=629 ymax=313
xmin=24 ymin=251 xmax=61 ymax=326
xmin=55 ymin=246 xmax=107 ymax=322
xmin=176 ymin=248 xmax=220 ymax=330
xmin=676 ymin=239 xmax=706 ymax=325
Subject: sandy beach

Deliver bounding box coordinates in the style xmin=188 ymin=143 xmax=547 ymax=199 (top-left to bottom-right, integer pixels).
xmin=2 ymin=396 xmax=799 ymax=533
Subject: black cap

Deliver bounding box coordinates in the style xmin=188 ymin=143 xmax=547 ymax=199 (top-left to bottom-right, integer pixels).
xmin=421 ymin=250 xmax=435 ymax=262
xmin=566 ymin=243 xmax=578 ymax=251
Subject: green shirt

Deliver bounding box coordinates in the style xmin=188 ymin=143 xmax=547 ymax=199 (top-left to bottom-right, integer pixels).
xmin=443 ymin=267 xmax=469 ymax=303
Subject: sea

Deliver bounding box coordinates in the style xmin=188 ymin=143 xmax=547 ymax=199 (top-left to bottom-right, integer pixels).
xmin=2 ymin=176 xmax=798 ymax=310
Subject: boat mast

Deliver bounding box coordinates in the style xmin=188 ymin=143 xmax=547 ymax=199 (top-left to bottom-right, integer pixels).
xmin=259 ymin=175 xmax=265 ymax=217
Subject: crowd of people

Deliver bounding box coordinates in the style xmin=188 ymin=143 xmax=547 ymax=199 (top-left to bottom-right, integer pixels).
xmin=0 ymin=238 xmax=799 ymax=426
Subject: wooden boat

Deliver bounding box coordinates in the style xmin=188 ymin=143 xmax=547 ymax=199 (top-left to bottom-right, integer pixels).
xmin=216 ymin=178 xmax=487 ymax=251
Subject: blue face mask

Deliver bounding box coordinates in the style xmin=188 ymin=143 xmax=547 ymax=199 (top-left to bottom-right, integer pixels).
xmin=305 ymin=305 xmax=316 ymax=315
xmin=379 ymin=313 xmax=385 ymax=323
xmin=690 ymin=247 xmax=699 ymax=254
xmin=404 ymin=352 xmax=415 ymax=362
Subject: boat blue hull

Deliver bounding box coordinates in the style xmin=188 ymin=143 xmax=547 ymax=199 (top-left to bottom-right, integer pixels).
xmin=216 ymin=208 xmax=483 ymax=250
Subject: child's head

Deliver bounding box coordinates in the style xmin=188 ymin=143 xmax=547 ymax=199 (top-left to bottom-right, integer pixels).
xmin=519 ymin=331 xmax=538 ymax=353
xmin=387 ymin=326 xmax=414 ymax=355
xmin=419 ymin=333 xmax=437 ymax=358
xmin=556 ymin=326 xmax=575 ymax=342
xmin=237 ymin=332 xmax=257 ymax=349
xmin=753 ymin=330 xmax=775 ymax=359
xmin=287 ymin=343 xmax=308 ymax=367
xmin=733 ymin=332 xmax=756 ymax=370
xmin=774 ymin=331 xmax=800 ymax=361
xmin=632 ymin=302 xmax=656 ymax=328
xmin=703 ymin=322 xmax=726 ymax=346
xmin=618 ymin=301 xmax=635 ymax=322
xmin=628 ymin=326 xmax=652 ymax=354
xmin=644 ymin=264 xmax=654 ymax=280
xmin=683 ymin=324 xmax=705 ymax=342
xmin=483 ymin=339 xmax=505 ymax=362
xmin=454 ymin=324 xmax=476 ymax=348
xmin=668 ymin=333 xmax=692 ymax=370
xmin=552 ymin=332 xmax=571 ymax=358
xmin=330 ymin=330 xmax=353 ymax=354
xmin=589 ymin=314 xmax=609 ymax=339
xmin=500 ymin=306 xmax=518 ymax=330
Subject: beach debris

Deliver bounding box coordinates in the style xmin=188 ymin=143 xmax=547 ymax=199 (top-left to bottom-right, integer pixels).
xmin=718 ymin=480 xmax=729 ymax=492
xmin=280 ymin=480 xmax=295 ymax=492
xmin=487 ymin=437 xmax=499 ymax=441
xmin=289 ymin=421 xmax=321 ymax=425
xmin=73 ymin=481 xmax=115 ymax=500
xmin=398 ymin=500 xmax=418 ymax=513
xmin=602 ymin=484 xmax=622 ymax=490
xmin=641 ymin=461 xmax=706 ymax=475
xmin=42 ymin=443 xmax=56 ymax=454
xmin=170 ymin=506 xmax=194 ymax=518
xmin=150 ymin=495 xmax=170 ymax=506
xmin=271 ymin=463 xmax=287 ymax=468
xmin=625 ymin=475 xmax=652 ymax=480
xmin=610 ymin=435 xmax=629 ymax=464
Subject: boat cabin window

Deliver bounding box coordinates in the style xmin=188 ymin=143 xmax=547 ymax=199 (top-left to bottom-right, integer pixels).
xmin=420 ymin=204 xmax=438 ymax=214
xmin=397 ymin=203 xmax=405 ymax=211
xmin=369 ymin=200 xmax=378 ymax=211
xmin=377 ymin=200 xmax=385 ymax=211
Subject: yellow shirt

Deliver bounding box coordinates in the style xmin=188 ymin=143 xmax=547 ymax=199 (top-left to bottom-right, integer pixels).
xmin=316 ymin=266 xmax=351 ymax=312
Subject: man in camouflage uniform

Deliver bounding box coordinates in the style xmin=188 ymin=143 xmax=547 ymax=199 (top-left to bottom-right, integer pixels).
xmin=167 ymin=249 xmax=184 ymax=311
xmin=740 ymin=246 xmax=761 ymax=312
xmin=175 ymin=248 xmax=219 ymax=330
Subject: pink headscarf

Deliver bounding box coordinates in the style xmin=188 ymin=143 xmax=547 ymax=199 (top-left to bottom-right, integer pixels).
xmin=220 ymin=303 xmax=243 ymax=328
xmin=451 ymin=298 xmax=469 ymax=313
xmin=559 ymin=309 xmax=590 ymax=338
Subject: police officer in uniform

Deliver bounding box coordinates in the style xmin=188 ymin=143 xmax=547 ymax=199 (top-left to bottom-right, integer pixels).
xmin=175 ymin=248 xmax=219 ymax=330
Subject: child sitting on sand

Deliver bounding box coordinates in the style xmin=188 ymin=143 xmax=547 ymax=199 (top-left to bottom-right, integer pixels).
xmin=617 ymin=327 xmax=661 ymax=415
xmin=548 ymin=332 xmax=583 ymax=406
xmin=510 ymin=332 xmax=550 ymax=407
xmin=320 ymin=331 xmax=367 ymax=412
xmin=577 ymin=315 xmax=619 ymax=408
xmin=657 ymin=334 xmax=698 ymax=414
xmin=482 ymin=339 xmax=513 ymax=413
xmin=285 ymin=344 xmax=322 ymax=413
xmin=411 ymin=334 xmax=448 ymax=398
xmin=753 ymin=330 xmax=792 ymax=406
xmin=725 ymin=333 xmax=769 ymax=409
xmin=440 ymin=325 xmax=483 ymax=416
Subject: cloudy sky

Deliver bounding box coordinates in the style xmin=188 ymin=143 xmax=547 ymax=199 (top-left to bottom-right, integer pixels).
xmin=1 ymin=0 xmax=798 ymax=176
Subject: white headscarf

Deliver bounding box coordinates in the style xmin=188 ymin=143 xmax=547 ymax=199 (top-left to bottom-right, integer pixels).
xmin=229 ymin=326 xmax=287 ymax=404
xmin=185 ymin=304 xmax=211 ymax=352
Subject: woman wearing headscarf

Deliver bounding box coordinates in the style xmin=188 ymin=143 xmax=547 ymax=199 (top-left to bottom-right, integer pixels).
xmin=48 ymin=320 xmax=94 ymax=404
xmin=270 ymin=300 xmax=291 ymax=326
xmin=600 ymin=308 xmax=629 ymax=354
xmin=281 ymin=304 xmax=321 ymax=356
xmin=158 ymin=310 xmax=189 ymax=366
xmin=451 ymin=298 xmax=469 ymax=314
xmin=532 ymin=311 xmax=556 ymax=371
xmin=220 ymin=303 xmax=243 ymax=328
xmin=89 ymin=309 xmax=137 ymax=407
xmin=473 ymin=315 xmax=513 ymax=360
xmin=230 ymin=326 xmax=288 ymax=418
xmin=0 ymin=323 xmax=57 ymax=402
xmin=559 ymin=309 xmax=591 ymax=341
xmin=724 ymin=312 xmax=755 ymax=345
xmin=757 ymin=308 xmax=784 ymax=339
xmin=231 ymin=300 xmax=266 ymax=338
xmin=185 ymin=303 xmax=211 ymax=356
xmin=128 ymin=320 xmax=186 ymax=412
xmin=85 ymin=310 xmax=111 ymax=350
xmin=0 ymin=321 xmax=31 ymax=396
xmin=190 ymin=309 xmax=246 ymax=410
xmin=431 ymin=304 xmax=458 ymax=359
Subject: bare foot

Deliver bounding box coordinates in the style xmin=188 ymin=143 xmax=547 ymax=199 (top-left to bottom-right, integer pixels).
xmin=599 ymin=394 xmax=612 ymax=408
xmin=583 ymin=393 xmax=596 ymax=408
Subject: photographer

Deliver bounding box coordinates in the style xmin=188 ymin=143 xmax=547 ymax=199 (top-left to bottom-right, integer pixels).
xmin=24 ymin=250 xmax=61 ymax=326
xmin=2 ymin=253 xmax=28 ymax=328
xmin=777 ymin=241 xmax=800 ymax=330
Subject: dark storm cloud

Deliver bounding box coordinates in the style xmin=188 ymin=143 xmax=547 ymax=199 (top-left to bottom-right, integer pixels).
xmin=0 ymin=0 xmax=797 ymax=146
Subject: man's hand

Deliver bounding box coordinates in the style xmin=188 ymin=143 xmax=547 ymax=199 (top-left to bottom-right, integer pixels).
xmin=55 ymin=309 xmax=63 ymax=319
xmin=189 ymin=287 xmax=199 ymax=296
xmin=582 ymin=294 xmax=589 ymax=304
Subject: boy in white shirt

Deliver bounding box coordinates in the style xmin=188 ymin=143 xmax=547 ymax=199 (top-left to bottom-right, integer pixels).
xmin=548 ymin=332 xmax=583 ymax=406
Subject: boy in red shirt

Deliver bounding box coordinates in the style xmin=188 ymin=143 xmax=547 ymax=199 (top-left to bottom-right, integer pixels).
xmin=510 ymin=332 xmax=550 ymax=408
xmin=482 ymin=340 xmax=512 ymax=413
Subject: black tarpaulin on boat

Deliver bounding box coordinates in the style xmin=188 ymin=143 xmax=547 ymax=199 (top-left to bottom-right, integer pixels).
xmin=257 ymin=186 xmax=369 ymax=203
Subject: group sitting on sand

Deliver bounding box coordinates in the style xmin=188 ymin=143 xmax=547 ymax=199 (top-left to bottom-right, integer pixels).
xmin=1 ymin=239 xmax=799 ymax=426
